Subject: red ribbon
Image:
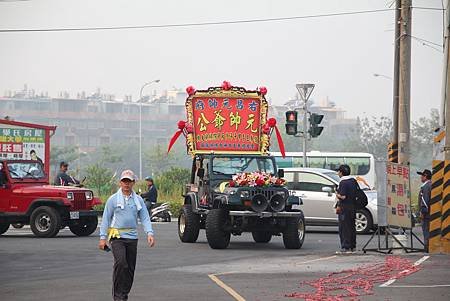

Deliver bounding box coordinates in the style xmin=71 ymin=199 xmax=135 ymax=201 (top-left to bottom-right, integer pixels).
xmin=267 ymin=118 xmax=285 ymax=158
xmin=167 ymin=130 xmax=183 ymax=154
xmin=167 ymin=120 xmax=187 ymax=153
xmin=273 ymin=125 xmax=286 ymax=158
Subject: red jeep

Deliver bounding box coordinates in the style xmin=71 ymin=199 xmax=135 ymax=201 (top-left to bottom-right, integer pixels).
xmin=0 ymin=160 xmax=101 ymax=237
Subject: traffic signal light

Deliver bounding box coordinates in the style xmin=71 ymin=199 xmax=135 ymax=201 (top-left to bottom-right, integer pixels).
xmin=285 ymin=111 xmax=298 ymax=135
xmin=309 ymin=113 xmax=324 ymax=138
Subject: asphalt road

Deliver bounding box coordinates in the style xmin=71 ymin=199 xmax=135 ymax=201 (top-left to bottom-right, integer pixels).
xmin=0 ymin=223 xmax=449 ymax=301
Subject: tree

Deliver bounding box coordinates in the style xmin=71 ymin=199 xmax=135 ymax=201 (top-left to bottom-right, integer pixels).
xmin=410 ymin=109 xmax=440 ymax=170
xmin=145 ymin=143 xmax=190 ymax=177
xmin=155 ymin=167 xmax=190 ymax=195
xmin=84 ymin=163 xmax=117 ymax=197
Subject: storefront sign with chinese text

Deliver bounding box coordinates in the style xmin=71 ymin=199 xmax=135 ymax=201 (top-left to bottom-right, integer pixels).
xmin=0 ymin=126 xmax=46 ymax=163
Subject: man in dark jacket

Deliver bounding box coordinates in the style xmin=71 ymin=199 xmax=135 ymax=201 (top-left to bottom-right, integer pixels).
xmin=417 ymin=169 xmax=432 ymax=252
xmin=53 ymin=161 xmax=79 ymax=186
xmin=335 ymin=164 xmax=357 ymax=254
xmin=141 ymin=176 xmax=158 ymax=213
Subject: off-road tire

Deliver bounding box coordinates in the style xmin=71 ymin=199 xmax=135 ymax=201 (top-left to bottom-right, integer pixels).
xmin=69 ymin=216 xmax=98 ymax=236
xmin=206 ymin=208 xmax=231 ymax=249
xmin=252 ymin=231 xmax=272 ymax=243
xmin=178 ymin=205 xmax=200 ymax=243
xmin=0 ymin=222 xmax=10 ymax=235
xmin=356 ymin=209 xmax=373 ymax=234
xmin=283 ymin=213 xmax=305 ymax=249
xmin=30 ymin=206 xmax=61 ymax=238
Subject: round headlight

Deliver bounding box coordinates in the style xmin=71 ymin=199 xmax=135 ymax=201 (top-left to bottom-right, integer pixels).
xmin=240 ymin=190 xmax=250 ymax=198
xmin=85 ymin=191 xmax=93 ymax=200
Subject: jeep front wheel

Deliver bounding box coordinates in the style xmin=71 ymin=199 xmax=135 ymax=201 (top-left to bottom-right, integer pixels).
xmin=282 ymin=213 xmax=305 ymax=249
xmin=252 ymin=231 xmax=272 ymax=243
xmin=69 ymin=216 xmax=98 ymax=236
xmin=30 ymin=206 xmax=61 ymax=238
xmin=206 ymin=208 xmax=231 ymax=249
xmin=0 ymin=222 xmax=10 ymax=235
xmin=178 ymin=205 xmax=200 ymax=243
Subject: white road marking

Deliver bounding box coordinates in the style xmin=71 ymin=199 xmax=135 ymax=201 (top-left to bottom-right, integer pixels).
xmin=379 ymin=255 xmax=430 ymax=288
xmin=387 ymin=284 xmax=450 ymax=288
xmin=295 ymin=255 xmax=337 ymax=265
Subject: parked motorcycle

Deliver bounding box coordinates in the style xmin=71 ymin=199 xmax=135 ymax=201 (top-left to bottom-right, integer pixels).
xmin=150 ymin=202 xmax=172 ymax=222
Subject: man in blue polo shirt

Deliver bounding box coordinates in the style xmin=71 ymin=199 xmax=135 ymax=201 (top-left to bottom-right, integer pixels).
xmin=99 ymin=169 xmax=155 ymax=301
xmin=335 ymin=164 xmax=357 ymax=254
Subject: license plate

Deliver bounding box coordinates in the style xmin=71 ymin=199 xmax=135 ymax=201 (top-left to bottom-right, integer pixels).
xmin=70 ymin=211 xmax=80 ymax=219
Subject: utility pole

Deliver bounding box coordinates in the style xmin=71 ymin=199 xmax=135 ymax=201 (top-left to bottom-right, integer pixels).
xmin=397 ymin=0 xmax=412 ymax=165
xmin=296 ymin=84 xmax=315 ymax=167
xmin=444 ymin=1 xmax=450 ymax=142
xmin=429 ymin=0 xmax=450 ymax=254
xmin=389 ymin=0 xmax=401 ymax=163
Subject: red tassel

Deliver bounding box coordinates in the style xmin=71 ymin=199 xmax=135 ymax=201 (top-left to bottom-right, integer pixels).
xmin=273 ymin=125 xmax=286 ymax=158
xmin=167 ymin=130 xmax=183 ymax=153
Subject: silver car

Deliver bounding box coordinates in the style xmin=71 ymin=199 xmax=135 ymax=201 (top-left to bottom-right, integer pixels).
xmin=285 ymin=168 xmax=378 ymax=234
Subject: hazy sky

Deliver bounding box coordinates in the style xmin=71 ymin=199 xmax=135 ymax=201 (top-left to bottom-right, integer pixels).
xmin=0 ymin=0 xmax=443 ymax=120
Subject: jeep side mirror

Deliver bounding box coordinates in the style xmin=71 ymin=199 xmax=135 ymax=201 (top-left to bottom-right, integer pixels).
xmin=277 ymin=169 xmax=284 ymax=178
xmin=197 ymin=168 xmax=205 ymax=178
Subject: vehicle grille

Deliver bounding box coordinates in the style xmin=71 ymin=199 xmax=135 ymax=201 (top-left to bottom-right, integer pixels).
xmin=249 ymin=189 xmax=276 ymax=200
xmin=73 ymin=192 xmax=87 ymax=210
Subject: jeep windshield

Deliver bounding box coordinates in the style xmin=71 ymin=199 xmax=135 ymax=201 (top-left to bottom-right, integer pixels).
xmin=212 ymin=156 xmax=276 ymax=177
xmin=7 ymin=161 xmax=46 ymax=179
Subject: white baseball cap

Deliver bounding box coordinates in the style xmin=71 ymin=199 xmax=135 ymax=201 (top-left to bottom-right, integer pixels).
xmin=120 ymin=169 xmax=136 ymax=181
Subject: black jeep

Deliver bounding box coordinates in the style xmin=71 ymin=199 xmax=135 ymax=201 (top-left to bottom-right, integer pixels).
xmin=178 ymin=154 xmax=305 ymax=249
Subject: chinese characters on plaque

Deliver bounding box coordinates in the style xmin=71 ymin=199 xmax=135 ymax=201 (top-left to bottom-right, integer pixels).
xmin=192 ymin=97 xmax=262 ymax=152
xmin=386 ymin=162 xmax=411 ymax=228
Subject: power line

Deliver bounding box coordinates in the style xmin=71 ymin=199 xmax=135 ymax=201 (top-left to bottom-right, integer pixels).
xmin=0 ymin=8 xmax=395 ymax=33
xmin=411 ymin=6 xmax=445 ymax=11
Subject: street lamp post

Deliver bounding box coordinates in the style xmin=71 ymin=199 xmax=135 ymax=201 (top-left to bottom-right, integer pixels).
xmin=139 ymin=79 xmax=160 ymax=180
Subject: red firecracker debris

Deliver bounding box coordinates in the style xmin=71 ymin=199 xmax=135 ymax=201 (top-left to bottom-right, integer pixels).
xmin=285 ymin=256 xmax=421 ymax=300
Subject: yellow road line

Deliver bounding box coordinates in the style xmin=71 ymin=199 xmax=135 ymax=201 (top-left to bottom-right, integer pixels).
xmin=208 ymin=255 xmax=338 ymax=301
xmin=208 ymin=274 xmax=246 ymax=301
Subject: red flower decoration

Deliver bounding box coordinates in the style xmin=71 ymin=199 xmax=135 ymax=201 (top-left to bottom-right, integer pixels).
xmin=275 ymin=178 xmax=284 ymax=186
xmin=221 ymin=81 xmax=232 ymax=90
xmin=267 ymin=118 xmax=277 ymax=127
xmin=185 ymin=123 xmax=193 ymax=133
xmin=259 ymin=86 xmax=267 ymax=96
xmin=186 ymin=86 xmax=196 ymax=96
xmin=228 ymin=180 xmax=235 ymax=187
xmin=255 ymin=178 xmax=266 ymax=186
xmin=177 ymin=120 xmax=186 ymax=130
xmin=262 ymin=123 xmax=271 ymax=134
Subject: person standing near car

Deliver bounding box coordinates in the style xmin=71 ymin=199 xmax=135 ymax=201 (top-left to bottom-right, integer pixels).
xmin=99 ymin=169 xmax=155 ymax=301
xmin=53 ymin=161 xmax=79 ymax=186
xmin=417 ymin=169 xmax=431 ymax=252
xmin=335 ymin=164 xmax=357 ymax=254
xmin=141 ymin=176 xmax=158 ymax=213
